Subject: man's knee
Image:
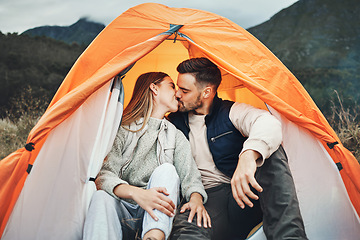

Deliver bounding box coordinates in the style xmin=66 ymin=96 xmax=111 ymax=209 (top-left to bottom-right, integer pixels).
xmin=170 ymin=210 xmax=211 ymax=240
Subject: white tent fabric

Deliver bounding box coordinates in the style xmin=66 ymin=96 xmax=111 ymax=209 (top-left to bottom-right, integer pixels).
xmin=2 ymin=78 xmax=124 ymax=240
xmin=270 ymin=106 xmax=359 ymax=239
xmin=247 ymin=106 xmax=360 ymax=240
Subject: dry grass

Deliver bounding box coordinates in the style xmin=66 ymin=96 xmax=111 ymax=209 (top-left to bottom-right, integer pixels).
xmin=0 ymin=118 xmax=20 ymax=158
xmin=0 ymin=86 xmax=47 ymax=159
xmin=329 ymin=91 xmax=360 ymax=163
xmin=0 ymin=115 xmax=37 ymax=159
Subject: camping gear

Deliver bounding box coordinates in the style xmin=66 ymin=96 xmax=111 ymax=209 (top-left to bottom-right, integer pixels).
xmin=1 ymin=3 xmax=359 ymax=239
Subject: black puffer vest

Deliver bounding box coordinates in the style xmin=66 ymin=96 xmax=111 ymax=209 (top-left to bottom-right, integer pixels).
xmin=168 ymin=95 xmax=248 ymax=177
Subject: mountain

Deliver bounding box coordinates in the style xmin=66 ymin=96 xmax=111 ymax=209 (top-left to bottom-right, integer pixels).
xmin=247 ymin=0 xmax=360 ymax=112
xmin=22 ymin=18 xmax=105 ymax=45
xmin=248 ymin=0 xmax=360 ymax=69
xmin=0 ymin=32 xmax=85 ymax=118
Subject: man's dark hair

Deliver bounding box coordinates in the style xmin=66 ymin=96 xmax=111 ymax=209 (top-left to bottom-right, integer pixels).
xmin=177 ymin=57 xmax=222 ymax=90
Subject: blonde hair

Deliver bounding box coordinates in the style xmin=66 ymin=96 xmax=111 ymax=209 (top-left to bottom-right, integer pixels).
xmin=121 ymin=72 xmax=169 ymax=131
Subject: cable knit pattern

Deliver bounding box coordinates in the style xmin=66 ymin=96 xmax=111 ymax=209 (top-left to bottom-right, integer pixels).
xmin=96 ymin=117 xmax=207 ymax=203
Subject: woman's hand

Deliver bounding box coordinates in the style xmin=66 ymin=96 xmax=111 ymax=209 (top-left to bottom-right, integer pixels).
xmin=114 ymin=184 xmax=175 ymax=221
xmin=180 ymin=192 xmax=211 ymax=228
xmin=131 ymin=187 xmax=176 ymax=221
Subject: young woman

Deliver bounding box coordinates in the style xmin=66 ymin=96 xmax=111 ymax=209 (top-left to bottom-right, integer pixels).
xmin=83 ymin=72 xmax=210 ymax=240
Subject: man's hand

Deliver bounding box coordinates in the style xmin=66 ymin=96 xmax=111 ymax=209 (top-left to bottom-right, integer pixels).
xmin=231 ymin=150 xmax=263 ymax=209
xmin=180 ymin=192 xmax=211 ymax=228
xmin=114 ymin=185 xmax=175 ymax=221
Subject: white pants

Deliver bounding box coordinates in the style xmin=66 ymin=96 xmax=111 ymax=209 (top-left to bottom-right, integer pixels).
xmin=83 ymin=163 xmax=180 ymax=240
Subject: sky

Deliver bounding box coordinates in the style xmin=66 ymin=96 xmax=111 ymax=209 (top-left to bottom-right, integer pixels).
xmin=0 ymin=0 xmax=298 ymax=34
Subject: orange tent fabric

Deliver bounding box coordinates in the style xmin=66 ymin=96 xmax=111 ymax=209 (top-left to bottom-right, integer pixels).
xmin=1 ymin=3 xmax=359 ymax=238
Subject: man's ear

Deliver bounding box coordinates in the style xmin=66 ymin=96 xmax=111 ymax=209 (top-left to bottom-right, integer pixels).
xmin=202 ymin=86 xmax=213 ymax=98
xmin=150 ymin=83 xmax=158 ymax=95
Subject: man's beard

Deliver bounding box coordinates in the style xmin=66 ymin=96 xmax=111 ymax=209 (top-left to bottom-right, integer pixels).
xmin=178 ymin=94 xmax=202 ymax=112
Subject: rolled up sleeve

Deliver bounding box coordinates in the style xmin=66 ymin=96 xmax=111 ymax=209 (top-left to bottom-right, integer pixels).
xmin=229 ymin=102 xmax=282 ymax=166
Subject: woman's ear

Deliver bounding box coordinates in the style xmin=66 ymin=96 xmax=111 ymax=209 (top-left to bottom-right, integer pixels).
xmin=150 ymin=83 xmax=158 ymax=96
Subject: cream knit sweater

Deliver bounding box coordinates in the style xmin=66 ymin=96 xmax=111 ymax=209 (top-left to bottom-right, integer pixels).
xmin=96 ymin=117 xmax=207 ymax=203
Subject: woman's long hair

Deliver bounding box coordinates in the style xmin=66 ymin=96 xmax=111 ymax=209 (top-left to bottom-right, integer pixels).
xmin=121 ymin=72 xmax=169 ymax=131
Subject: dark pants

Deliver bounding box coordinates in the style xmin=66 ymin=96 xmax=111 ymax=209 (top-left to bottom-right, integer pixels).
xmin=170 ymin=184 xmax=262 ymax=240
xmin=256 ymin=146 xmax=307 ymax=239
xmin=170 ymin=146 xmax=308 ymax=240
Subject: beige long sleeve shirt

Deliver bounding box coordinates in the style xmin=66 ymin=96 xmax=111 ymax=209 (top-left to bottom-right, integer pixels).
xmin=188 ymin=102 xmax=282 ymax=189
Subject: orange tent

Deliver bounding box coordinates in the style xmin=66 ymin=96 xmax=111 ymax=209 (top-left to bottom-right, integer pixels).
xmin=1 ymin=3 xmax=359 ymax=239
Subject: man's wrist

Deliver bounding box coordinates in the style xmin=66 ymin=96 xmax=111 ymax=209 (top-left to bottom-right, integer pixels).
xmin=239 ymin=149 xmax=261 ymax=161
xmin=190 ymin=192 xmax=203 ymax=202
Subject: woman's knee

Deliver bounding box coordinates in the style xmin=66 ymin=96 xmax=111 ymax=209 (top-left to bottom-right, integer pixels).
xmin=150 ymin=163 xmax=180 ymax=189
xmin=158 ymin=162 xmax=176 ymax=172
xmin=154 ymin=163 xmax=178 ymax=178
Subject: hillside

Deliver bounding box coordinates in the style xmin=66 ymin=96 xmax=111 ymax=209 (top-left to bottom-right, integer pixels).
xmin=22 ymin=18 xmax=105 ymax=45
xmin=248 ymin=0 xmax=360 ymax=113
xmin=0 ymin=32 xmax=85 ymax=118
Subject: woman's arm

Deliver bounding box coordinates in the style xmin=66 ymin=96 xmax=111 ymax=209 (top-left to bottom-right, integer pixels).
xmin=97 ymin=127 xmax=175 ymax=219
xmin=95 ymin=128 xmax=129 ymax=199
xmin=172 ymin=131 xmax=207 ymax=203
xmin=173 ymin=130 xmax=210 ymax=227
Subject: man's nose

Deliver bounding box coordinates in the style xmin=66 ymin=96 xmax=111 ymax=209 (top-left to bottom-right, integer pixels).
xmin=175 ymin=89 xmax=181 ymax=99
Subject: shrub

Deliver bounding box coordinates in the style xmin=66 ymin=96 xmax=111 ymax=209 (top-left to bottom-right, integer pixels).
xmin=0 ymin=86 xmax=48 ymax=159
xmin=0 ymin=118 xmax=20 ymax=159
xmin=0 ymin=115 xmax=38 ymax=159
xmin=329 ymin=90 xmax=360 ymax=163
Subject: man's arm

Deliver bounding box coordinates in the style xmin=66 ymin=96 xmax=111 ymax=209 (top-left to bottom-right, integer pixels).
xmin=229 ymin=102 xmax=282 ymax=208
xmin=179 ymin=192 xmax=211 ymax=228
xmin=229 ymin=102 xmax=282 ymax=164
xmin=231 ymin=150 xmax=263 ymax=208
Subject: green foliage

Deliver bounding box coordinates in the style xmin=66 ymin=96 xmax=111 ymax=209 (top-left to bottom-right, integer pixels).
xmin=292 ymin=67 xmax=360 ymax=116
xmin=0 ymin=32 xmax=85 ymax=118
xmin=0 ymin=32 xmax=84 ymax=159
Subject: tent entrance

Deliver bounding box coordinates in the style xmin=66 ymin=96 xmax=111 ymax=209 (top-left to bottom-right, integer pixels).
xmin=121 ymin=39 xmax=189 ymax=106
xmin=121 ymin=38 xmax=266 ymax=110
